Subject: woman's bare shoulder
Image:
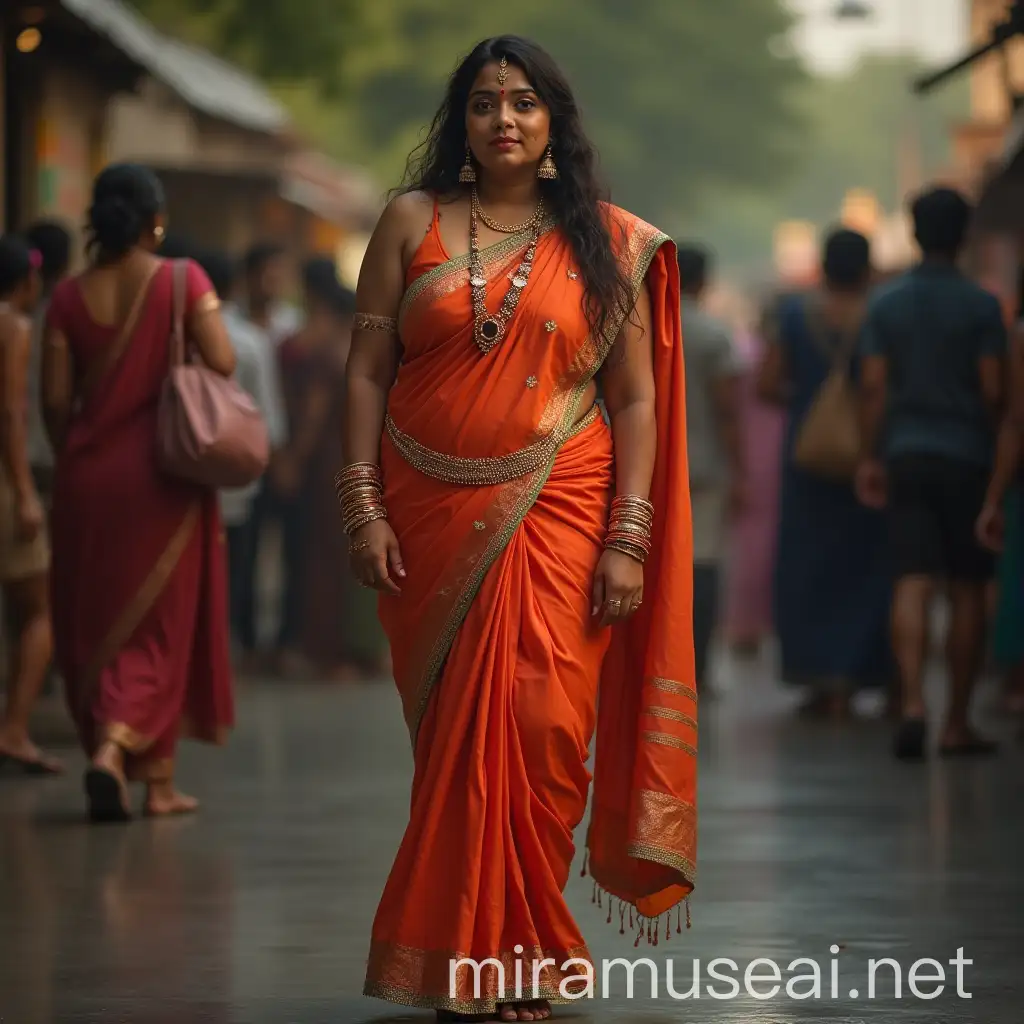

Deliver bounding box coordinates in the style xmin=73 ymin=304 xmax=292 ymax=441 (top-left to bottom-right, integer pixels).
xmin=0 ymin=306 xmax=29 ymax=344
xmin=379 ymin=190 xmax=435 ymax=234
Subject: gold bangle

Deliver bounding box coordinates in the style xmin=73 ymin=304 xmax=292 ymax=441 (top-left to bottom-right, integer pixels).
xmin=605 ymin=539 xmax=648 ymax=563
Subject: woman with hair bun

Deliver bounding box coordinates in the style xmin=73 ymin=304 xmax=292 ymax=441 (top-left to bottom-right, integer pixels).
xmin=42 ymin=162 xmax=237 ymax=821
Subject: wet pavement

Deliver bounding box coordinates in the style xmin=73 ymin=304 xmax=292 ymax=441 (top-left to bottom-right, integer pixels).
xmin=1 ymin=653 xmax=1021 ymax=1023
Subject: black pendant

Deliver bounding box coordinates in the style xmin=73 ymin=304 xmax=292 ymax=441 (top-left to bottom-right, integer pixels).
xmin=480 ymin=318 xmax=500 ymax=341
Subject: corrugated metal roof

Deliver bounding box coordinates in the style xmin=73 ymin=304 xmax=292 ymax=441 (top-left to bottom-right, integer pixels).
xmin=59 ymin=0 xmax=289 ymax=135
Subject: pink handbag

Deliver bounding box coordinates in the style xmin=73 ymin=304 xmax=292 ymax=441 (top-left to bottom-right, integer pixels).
xmin=156 ymin=260 xmax=270 ymax=488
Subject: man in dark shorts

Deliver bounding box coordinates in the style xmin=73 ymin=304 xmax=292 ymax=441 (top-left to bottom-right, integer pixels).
xmin=856 ymin=186 xmax=1006 ymax=760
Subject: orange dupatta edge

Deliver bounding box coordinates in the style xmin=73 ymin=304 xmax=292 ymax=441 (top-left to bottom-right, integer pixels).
xmin=585 ymin=229 xmax=698 ymax=945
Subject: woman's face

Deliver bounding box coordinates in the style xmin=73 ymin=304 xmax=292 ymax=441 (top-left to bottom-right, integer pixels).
xmin=465 ymin=60 xmax=550 ymax=180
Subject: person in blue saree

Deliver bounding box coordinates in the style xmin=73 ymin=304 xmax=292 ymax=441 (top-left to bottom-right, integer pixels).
xmin=756 ymin=229 xmax=891 ymax=715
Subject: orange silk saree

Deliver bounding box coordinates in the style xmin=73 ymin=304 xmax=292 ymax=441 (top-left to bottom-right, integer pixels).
xmin=364 ymin=201 xmax=696 ymax=1014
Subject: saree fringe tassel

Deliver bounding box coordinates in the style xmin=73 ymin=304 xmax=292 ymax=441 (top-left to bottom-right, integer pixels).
xmin=582 ymin=858 xmax=692 ymax=948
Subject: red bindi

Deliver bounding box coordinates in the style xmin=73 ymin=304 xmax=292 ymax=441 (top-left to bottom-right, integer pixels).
xmin=499 ymin=88 xmax=505 ymax=96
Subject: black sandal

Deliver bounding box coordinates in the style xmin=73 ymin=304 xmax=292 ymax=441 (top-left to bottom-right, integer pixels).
xmin=85 ymin=767 xmax=132 ymax=822
xmin=893 ymin=718 xmax=927 ymax=761
xmin=939 ymin=737 xmax=998 ymax=758
xmin=0 ymin=751 xmax=64 ymax=776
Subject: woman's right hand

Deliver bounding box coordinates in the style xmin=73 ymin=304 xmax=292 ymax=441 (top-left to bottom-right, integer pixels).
xmin=349 ymin=519 xmax=405 ymax=594
xmin=16 ymin=490 xmax=44 ymax=542
xmin=976 ymin=501 xmax=1004 ymax=552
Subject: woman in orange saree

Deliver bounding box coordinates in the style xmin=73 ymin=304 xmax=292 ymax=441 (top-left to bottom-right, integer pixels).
xmin=343 ymin=38 xmax=696 ymax=1021
xmin=42 ymin=164 xmax=236 ymax=822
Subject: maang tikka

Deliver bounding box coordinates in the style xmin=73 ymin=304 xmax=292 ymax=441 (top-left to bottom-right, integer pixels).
xmin=497 ymin=56 xmax=508 ymax=87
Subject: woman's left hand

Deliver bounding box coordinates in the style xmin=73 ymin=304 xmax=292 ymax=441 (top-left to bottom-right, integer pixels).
xmin=592 ymin=549 xmax=644 ymax=627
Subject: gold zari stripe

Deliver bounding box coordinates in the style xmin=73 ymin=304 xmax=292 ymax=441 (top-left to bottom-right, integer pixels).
xmin=386 ymin=404 xmax=600 ymax=486
xmin=642 ymin=731 xmax=697 ymax=756
xmin=644 ymin=706 xmax=697 ymax=730
xmin=649 ymin=677 xmax=698 ymax=701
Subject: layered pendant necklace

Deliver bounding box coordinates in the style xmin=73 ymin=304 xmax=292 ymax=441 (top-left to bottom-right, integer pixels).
xmin=469 ymin=187 xmax=545 ymax=355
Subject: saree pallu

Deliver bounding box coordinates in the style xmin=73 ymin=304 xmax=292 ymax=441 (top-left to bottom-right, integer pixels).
xmin=48 ymin=260 xmax=233 ymax=783
xmin=364 ymin=203 xmax=696 ymax=1013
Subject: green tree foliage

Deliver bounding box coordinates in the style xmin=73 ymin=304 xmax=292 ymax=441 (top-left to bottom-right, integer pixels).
xmin=129 ymin=0 xmax=809 ymax=227
xmin=129 ymin=0 xmax=362 ymax=94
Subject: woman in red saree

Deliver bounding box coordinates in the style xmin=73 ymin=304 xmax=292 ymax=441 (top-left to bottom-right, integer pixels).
xmin=343 ymin=38 xmax=696 ymax=1021
xmin=42 ymin=164 xmax=236 ymax=821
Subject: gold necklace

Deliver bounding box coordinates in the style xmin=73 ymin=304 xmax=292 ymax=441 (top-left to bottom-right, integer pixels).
xmin=468 ymin=192 xmax=545 ymax=354
xmin=471 ymin=188 xmax=543 ymax=234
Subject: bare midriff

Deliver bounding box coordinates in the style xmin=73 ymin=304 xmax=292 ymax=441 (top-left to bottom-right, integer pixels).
xmin=573 ymin=380 xmax=599 ymax=427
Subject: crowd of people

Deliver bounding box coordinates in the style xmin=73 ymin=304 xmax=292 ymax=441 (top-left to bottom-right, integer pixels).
xmin=1 ymin=30 xmax=1022 ymax=1024
xmin=0 ymin=163 xmax=384 ymax=800
xmin=684 ymin=184 xmax=1022 ymax=760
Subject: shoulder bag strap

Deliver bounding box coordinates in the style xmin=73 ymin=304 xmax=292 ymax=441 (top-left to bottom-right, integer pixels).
xmin=76 ymin=260 xmax=164 ymax=408
xmin=804 ymin=292 xmax=861 ymax=373
xmin=168 ymin=258 xmax=188 ymax=369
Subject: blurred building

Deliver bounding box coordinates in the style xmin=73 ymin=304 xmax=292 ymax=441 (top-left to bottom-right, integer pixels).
xmin=772 ymin=220 xmax=819 ymax=286
xmin=1 ymin=0 xmax=379 ymax=264
xmin=914 ymin=0 xmax=1024 ymax=311
xmin=945 ymin=0 xmax=1023 ymax=190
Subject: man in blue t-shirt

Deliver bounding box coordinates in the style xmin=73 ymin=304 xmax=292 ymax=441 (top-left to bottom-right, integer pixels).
xmin=857 ymin=186 xmax=1005 ymax=761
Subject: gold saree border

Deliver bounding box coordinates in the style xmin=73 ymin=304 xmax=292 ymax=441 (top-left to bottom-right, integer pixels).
xmin=587 ymin=793 xmax=698 ymax=898
xmin=399 ymin=215 xmax=559 ymax=323
xmin=403 ymin=222 xmax=673 ymax=747
xmin=364 ymin=939 xmax=592 ymax=1013
xmin=626 ymin=789 xmax=697 ymax=881
xmin=630 ymin=671 xmax=698 ymax=887
xmin=81 ymin=503 xmax=200 ymax=749
xmin=125 ymin=756 xmax=174 ymax=783
xmin=181 ymin=714 xmax=230 ymax=746
xmin=385 ymin=403 xmax=600 ymax=486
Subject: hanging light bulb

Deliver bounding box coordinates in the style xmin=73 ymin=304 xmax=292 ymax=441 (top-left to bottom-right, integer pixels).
xmin=16 ymin=27 xmax=42 ymax=53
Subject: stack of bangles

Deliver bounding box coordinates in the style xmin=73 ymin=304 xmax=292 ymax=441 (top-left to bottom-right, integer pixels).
xmin=335 ymin=463 xmax=387 ymax=544
xmin=604 ymin=494 xmax=654 ymax=562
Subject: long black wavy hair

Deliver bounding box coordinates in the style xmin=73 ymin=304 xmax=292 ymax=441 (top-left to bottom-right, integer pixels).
xmin=399 ymin=36 xmax=633 ymax=346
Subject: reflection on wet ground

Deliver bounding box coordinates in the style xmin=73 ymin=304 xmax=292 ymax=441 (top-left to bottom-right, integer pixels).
xmin=2 ymin=659 xmax=1021 ymax=1022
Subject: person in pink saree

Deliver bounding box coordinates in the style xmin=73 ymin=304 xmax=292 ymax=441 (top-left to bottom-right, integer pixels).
xmin=721 ymin=326 xmax=783 ymax=654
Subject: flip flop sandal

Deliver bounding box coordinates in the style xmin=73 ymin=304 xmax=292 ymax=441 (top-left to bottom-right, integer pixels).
xmin=0 ymin=752 xmax=63 ymax=776
xmin=85 ymin=767 xmax=132 ymax=822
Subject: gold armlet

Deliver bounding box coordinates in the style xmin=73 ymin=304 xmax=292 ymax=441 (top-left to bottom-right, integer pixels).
xmin=193 ymin=293 xmax=221 ymax=316
xmin=354 ymin=313 xmax=398 ymax=335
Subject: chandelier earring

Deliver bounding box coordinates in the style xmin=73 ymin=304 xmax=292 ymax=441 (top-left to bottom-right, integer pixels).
xmin=459 ymin=144 xmax=477 ymax=184
xmin=537 ymin=144 xmax=558 ymax=181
